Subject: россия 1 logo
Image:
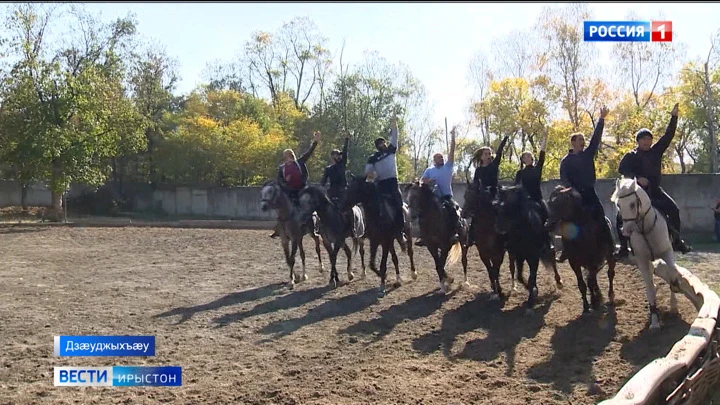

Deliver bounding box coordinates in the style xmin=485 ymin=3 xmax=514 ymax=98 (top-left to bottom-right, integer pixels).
xmin=583 ymin=21 xmax=672 ymax=42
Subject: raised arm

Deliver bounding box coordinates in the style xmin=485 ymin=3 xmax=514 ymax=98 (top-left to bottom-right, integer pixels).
xmin=651 ymin=103 xmax=679 ymax=155
xmin=388 ymin=116 xmax=399 ymax=151
xmin=586 ymin=106 xmax=609 ymax=156
xmin=340 ymin=134 xmax=350 ymax=166
xmin=298 ymin=131 xmax=321 ymax=163
xmin=493 ymin=136 xmax=509 ymax=166
xmin=537 ymin=131 xmax=547 ymax=171
xmin=448 ymin=126 xmax=457 ymax=164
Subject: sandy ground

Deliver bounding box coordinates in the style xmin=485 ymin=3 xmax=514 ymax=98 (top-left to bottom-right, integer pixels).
xmin=0 ymin=226 xmax=717 ymax=405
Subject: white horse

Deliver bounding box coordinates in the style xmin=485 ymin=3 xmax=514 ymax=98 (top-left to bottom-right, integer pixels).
xmin=611 ymin=177 xmax=682 ymax=330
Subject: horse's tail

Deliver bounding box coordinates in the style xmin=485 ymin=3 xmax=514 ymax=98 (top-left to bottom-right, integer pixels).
xmin=447 ymin=241 xmax=462 ymax=266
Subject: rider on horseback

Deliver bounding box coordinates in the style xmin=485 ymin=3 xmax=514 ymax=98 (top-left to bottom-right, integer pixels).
xmin=547 ymin=106 xmax=616 ymax=262
xmin=269 ymin=131 xmax=321 ymax=238
xmin=365 ymin=115 xmax=405 ymax=235
xmin=617 ymin=102 xmax=692 ymax=254
xmin=321 ymin=132 xmax=350 ymax=206
xmin=469 ymin=135 xmax=509 ymax=245
xmin=416 ymin=125 xmax=461 ymax=247
xmin=514 ymin=131 xmax=549 ymax=224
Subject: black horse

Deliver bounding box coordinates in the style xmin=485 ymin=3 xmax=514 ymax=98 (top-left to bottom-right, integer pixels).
xmin=495 ymin=185 xmax=559 ymax=312
xmin=342 ymin=174 xmax=417 ymax=296
xmin=298 ymin=185 xmax=366 ymax=287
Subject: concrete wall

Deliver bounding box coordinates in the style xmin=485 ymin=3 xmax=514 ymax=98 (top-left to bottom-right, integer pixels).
xmin=3 ymin=174 xmax=719 ymax=235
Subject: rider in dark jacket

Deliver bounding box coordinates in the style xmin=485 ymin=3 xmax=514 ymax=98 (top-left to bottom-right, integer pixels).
xmin=468 ymin=135 xmax=509 ymax=245
xmin=548 ymin=107 xmax=616 ymax=261
xmin=617 ymin=102 xmax=691 ymax=254
xmin=320 ymin=134 xmax=350 ymax=206
xmin=514 ymin=133 xmax=548 ymax=219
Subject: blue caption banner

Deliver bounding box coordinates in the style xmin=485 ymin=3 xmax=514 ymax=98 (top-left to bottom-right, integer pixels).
xmin=584 ymin=21 xmax=650 ymax=42
xmin=54 ymin=335 xmax=155 ymax=357
xmin=54 ymin=366 xmax=182 ymax=387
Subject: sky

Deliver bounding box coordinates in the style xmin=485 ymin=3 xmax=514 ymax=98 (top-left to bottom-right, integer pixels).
xmin=28 ymin=2 xmax=720 ymax=134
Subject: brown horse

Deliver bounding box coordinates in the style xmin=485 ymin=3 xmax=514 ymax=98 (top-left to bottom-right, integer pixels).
xmin=547 ymin=185 xmax=616 ymax=313
xmin=406 ymin=181 xmax=469 ymax=294
xmin=342 ymin=174 xmax=417 ymax=297
xmin=462 ymin=178 xmax=518 ymax=299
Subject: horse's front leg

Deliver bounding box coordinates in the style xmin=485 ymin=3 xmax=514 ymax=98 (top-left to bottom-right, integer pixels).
xmin=569 ymin=260 xmax=590 ymax=314
xmin=329 ymin=242 xmax=343 ymax=287
xmin=287 ymin=239 xmax=298 ymax=289
xmin=389 ymin=245 xmax=402 ymax=288
xmin=322 ymin=238 xmax=338 ymax=287
xmin=607 ymin=256 xmax=617 ymax=305
xmin=342 ymin=241 xmax=355 ymax=282
xmin=405 ymin=231 xmax=418 ymax=280
xmin=297 ymin=237 xmax=308 ymax=282
xmin=359 ymin=238 xmax=367 ymax=279
xmin=314 ymin=233 xmax=324 ymax=273
xmin=368 ymin=241 xmax=381 ymax=278
xmin=525 ymin=256 xmax=540 ymax=314
xmin=636 ymin=259 xmax=660 ymax=330
xmin=378 ymin=242 xmax=391 ymax=297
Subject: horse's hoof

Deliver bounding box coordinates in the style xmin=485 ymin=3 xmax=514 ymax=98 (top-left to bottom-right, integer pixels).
xmin=288 ymin=282 xmax=295 ymax=290
xmin=649 ymin=324 xmax=661 ymax=331
xmin=302 ymin=274 xmax=309 ymax=281
xmin=393 ymin=281 xmax=402 ymax=288
xmin=463 ymin=281 xmax=471 ymax=289
xmin=411 ymin=271 xmax=418 ymax=281
xmin=446 ymin=276 xmax=455 ymax=285
xmin=361 ymin=272 xmax=367 ymax=279
xmin=490 ymin=293 xmax=500 ymax=301
xmin=348 ymin=272 xmax=355 ymax=282
xmin=556 ymin=281 xmax=564 ymax=290
xmin=378 ymin=290 xmax=385 ymax=298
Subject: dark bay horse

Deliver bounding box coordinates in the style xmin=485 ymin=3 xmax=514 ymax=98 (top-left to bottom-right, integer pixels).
xmin=547 ymin=186 xmax=616 ymax=314
xmin=406 ymin=181 xmax=468 ymax=294
xmin=298 ymin=185 xmax=366 ymax=287
xmin=260 ymin=180 xmax=324 ymax=289
xmin=495 ymin=185 xmax=562 ymax=312
xmin=342 ymin=174 xmax=417 ymax=296
xmin=461 ymin=179 xmax=517 ymax=299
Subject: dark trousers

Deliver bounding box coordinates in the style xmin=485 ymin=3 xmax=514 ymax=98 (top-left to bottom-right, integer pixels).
xmin=715 ymin=219 xmax=720 ymax=242
xmin=578 ymin=187 xmax=614 ymax=248
xmin=377 ymin=178 xmax=404 ymax=230
xmin=440 ymin=195 xmax=460 ymax=233
xmin=327 ymin=186 xmax=345 ymax=206
xmin=647 ymin=187 xmax=681 ymax=234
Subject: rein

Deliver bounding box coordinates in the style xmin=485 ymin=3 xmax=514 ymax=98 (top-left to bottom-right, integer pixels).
xmin=616 ymin=189 xmax=659 ymax=259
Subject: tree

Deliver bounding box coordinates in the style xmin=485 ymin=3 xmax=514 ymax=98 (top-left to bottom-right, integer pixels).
xmin=611 ymin=11 xmax=685 ymax=110
xmin=1 ymin=3 xmax=146 ymax=218
xmin=536 ymin=3 xmax=597 ymax=129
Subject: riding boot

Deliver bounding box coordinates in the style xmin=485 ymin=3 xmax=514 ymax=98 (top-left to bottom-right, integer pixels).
xmin=669 ymin=226 xmax=692 ymax=254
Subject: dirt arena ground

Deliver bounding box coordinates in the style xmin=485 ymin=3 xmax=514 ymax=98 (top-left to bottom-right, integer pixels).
xmin=0 ymin=226 xmax=717 ymax=405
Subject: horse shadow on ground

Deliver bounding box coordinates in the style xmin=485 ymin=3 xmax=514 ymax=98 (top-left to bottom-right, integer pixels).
xmin=212 ymin=284 xmax=334 ymax=328
xmin=413 ymin=291 xmax=558 ymax=376
xmin=153 ymin=282 xmax=286 ymax=325
xmin=526 ymin=306 xmax=618 ymax=395
xmin=258 ymin=287 xmax=383 ymax=340
xmin=338 ymin=289 xmax=458 ymax=345
xmin=619 ymin=311 xmax=690 ymax=367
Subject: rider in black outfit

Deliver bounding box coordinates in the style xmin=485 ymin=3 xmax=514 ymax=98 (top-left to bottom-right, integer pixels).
xmin=547 ymin=106 xmax=616 ymax=262
xmin=468 ymin=136 xmax=509 ymax=245
xmin=320 ymin=133 xmax=350 ymax=206
xmin=617 ymin=102 xmax=692 ymax=254
xmin=514 ymin=132 xmax=548 ymax=220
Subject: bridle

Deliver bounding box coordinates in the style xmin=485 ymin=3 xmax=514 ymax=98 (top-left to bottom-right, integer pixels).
xmin=261 ymin=184 xmax=293 ymax=222
xmin=615 ymin=188 xmax=659 ymax=259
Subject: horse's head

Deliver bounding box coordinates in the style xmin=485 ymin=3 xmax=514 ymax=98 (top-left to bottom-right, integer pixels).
xmin=611 ymin=177 xmax=651 ymax=233
xmin=494 ymin=185 xmax=525 ymax=234
xmin=547 ymin=185 xmax=583 ymax=223
xmin=405 ymin=180 xmax=433 ymax=221
xmin=298 ymin=186 xmax=327 ymax=223
xmin=342 ymin=173 xmax=372 ymax=211
xmin=260 ymin=180 xmax=281 ymax=211
xmin=461 ymin=179 xmax=492 ymax=219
